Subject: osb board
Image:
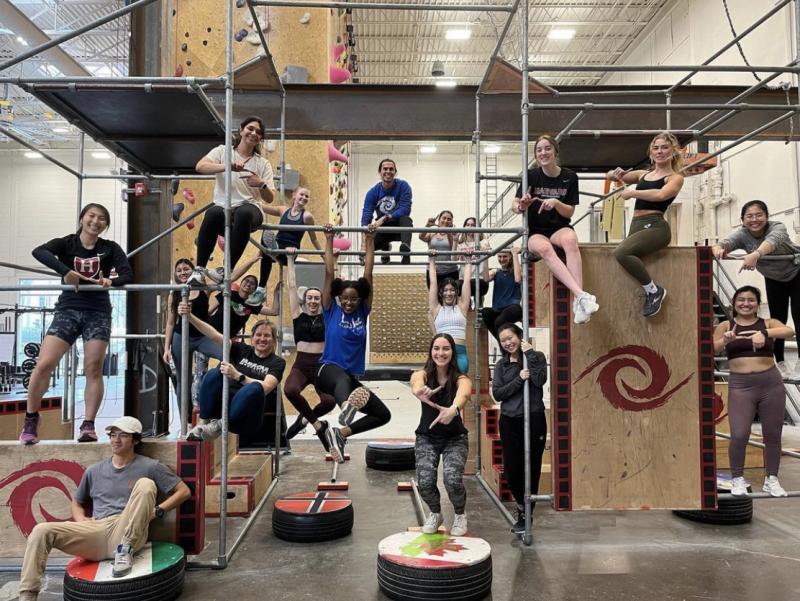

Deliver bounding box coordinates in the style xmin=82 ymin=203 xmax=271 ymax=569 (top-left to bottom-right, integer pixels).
xmin=267 ymin=7 xmax=328 ymax=82
xmin=0 ymin=440 xmax=180 ymax=558
xmin=528 ymin=262 xmax=552 ymax=328
xmin=552 ymin=245 xmax=716 ymax=511
xmin=0 ymin=398 xmax=71 ymax=441
xmin=369 ymin=273 xmax=430 ymax=363
xmin=205 ymin=453 xmax=272 ymax=516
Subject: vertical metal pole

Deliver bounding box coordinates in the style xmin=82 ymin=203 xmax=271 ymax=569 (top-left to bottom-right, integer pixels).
xmin=520 ymin=0 xmax=533 ymax=547
xmin=62 ymin=341 xmax=71 ymax=422
xmin=665 ymin=91 xmax=672 ymax=130
xmin=279 ymin=92 xmax=286 ymax=200
xmin=179 ymin=287 xmax=190 ymax=437
xmin=218 ymin=0 xmax=235 ymax=567
xmin=274 ymin=264 xmax=284 ymax=475
xmin=77 ymin=133 xmax=85 ymax=224
xmin=69 ymin=133 xmax=85 ymax=428
xmin=473 ymin=95 xmax=483 ymax=473
xmin=794 ymin=0 xmax=800 ymax=218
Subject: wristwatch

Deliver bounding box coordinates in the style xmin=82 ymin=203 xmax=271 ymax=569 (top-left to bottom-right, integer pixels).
xmin=155 ymin=505 xmax=165 ymax=519
xmin=238 ymin=373 xmax=246 ymax=384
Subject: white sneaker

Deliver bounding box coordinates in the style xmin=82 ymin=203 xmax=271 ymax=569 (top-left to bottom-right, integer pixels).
xmin=731 ymin=476 xmax=748 ymax=496
xmin=572 ymin=296 xmax=589 ymax=325
xmin=422 ymin=512 xmax=443 ymax=534
xmin=450 ymin=513 xmax=468 ymax=536
xmin=762 ymin=475 xmax=788 ymax=497
xmin=777 ymin=361 xmax=791 ymax=380
xmin=187 ymin=267 xmax=206 ymax=287
xmin=186 ymin=418 xmax=222 ymax=441
xmin=112 ymin=543 xmax=133 ymax=577
xmin=791 ymin=360 xmax=800 ymax=381
xmin=578 ymin=292 xmax=599 ymax=316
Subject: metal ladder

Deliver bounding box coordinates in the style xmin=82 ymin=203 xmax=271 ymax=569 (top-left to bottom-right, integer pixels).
xmin=484 ymin=154 xmax=497 ymax=225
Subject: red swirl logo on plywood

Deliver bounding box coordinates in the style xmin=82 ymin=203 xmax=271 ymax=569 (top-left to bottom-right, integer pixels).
xmin=574 ymin=345 xmax=693 ymax=412
xmin=0 ymin=459 xmax=85 ymax=536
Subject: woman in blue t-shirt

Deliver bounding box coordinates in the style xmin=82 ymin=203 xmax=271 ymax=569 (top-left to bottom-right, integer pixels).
xmin=316 ymin=223 xmax=391 ymax=462
xmin=481 ymin=246 xmax=522 ymax=341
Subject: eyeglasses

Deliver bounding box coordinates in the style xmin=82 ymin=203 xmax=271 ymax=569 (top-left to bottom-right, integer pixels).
xmin=743 ymin=213 xmax=766 ymax=220
xmin=108 ymin=432 xmax=132 ymax=440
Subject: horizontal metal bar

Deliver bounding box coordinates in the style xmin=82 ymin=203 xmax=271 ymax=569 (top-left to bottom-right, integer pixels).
xmin=479 ymin=174 xmax=521 ymax=182
xmin=566 ymin=129 xmax=699 ymax=136
xmin=719 ymin=490 xmax=800 ymax=500
xmin=0 ymin=284 xmax=217 ymax=292
xmin=0 ymin=125 xmax=81 ymax=178
xmin=261 ymin=224 xmax=524 ymax=235
xmin=110 ymin=334 xmax=165 ymax=339
xmin=5 ymin=76 xmax=226 ymax=86
xmin=554 ymin=88 xmax=671 ymax=97
xmin=0 ymin=260 xmax=58 ymax=277
xmin=720 ymin=252 xmax=799 ymax=261
xmin=272 ymin=248 xmax=492 ymax=257
xmin=127 ymin=203 xmax=213 ymax=259
xmin=528 ymin=64 xmax=800 ymax=74
xmin=528 ymin=103 xmax=799 ymax=111
xmin=251 ymin=0 xmax=514 ymax=11
xmin=715 ymin=430 xmax=800 ymax=459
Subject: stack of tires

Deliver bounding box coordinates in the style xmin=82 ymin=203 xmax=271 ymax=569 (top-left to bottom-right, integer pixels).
xmin=272 ymin=491 xmax=354 ymax=542
xmin=366 ymin=440 xmax=416 ymax=471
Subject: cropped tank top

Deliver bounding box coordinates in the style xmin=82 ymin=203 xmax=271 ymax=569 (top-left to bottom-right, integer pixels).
xmin=293 ymin=311 xmax=325 ymax=343
xmin=434 ymin=305 xmax=466 ymax=339
xmin=276 ymin=208 xmax=305 ymax=248
xmin=633 ymin=175 xmax=677 ymax=212
xmin=429 ymin=233 xmax=454 ymax=275
xmin=725 ymin=318 xmax=774 ymax=360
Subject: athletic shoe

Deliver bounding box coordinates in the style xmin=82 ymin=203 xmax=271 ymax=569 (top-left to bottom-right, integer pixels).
xmin=207 ymin=267 xmax=224 ymax=284
xmin=642 ymin=285 xmax=667 ymax=317
xmin=731 ymin=476 xmax=748 ymax=496
xmin=325 ymin=425 xmax=347 ymax=463
xmin=261 ymin=230 xmax=278 ymax=252
xmin=187 ymin=266 xmax=206 ymax=287
xmin=762 ymin=475 xmax=788 ymax=497
xmin=18 ymin=593 xmax=38 ymax=601
xmin=778 ymin=361 xmax=792 ymax=380
xmin=186 ymin=419 xmax=222 ymax=441
xmin=246 ymin=287 xmax=266 ymax=307
xmin=400 ymin=243 xmax=411 ymax=265
xmin=578 ymin=292 xmax=599 ymax=317
xmin=77 ymin=421 xmax=98 ymax=443
xmin=422 ymin=512 xmax=443 ymax=534
xmin=572 ymin=296 xmax=590 ymax=325
xmin=286 ymin=415 xmax=308 ymax=440
xmin=112 ymin=543 xmax=133 ymax=578
xmin=450 ymin=513 xmax=468 ymax=536
xmin=316 ymin=420 xmax=332 ymax=452
xmin=380 ymin=254 xmax=391 ymax=265
xmin=19 ymin=413 xmax=40 ymax=445
xmin=339 ymin=386 xmax=371 ymax=426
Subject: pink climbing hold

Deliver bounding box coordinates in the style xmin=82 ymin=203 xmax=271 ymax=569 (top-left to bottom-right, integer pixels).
xmin=333 ymin=237 xmax=352 ymax=251
xmin=332 ymin=44 xmax=347 ymax=61
xmin=217 ymin=235 xmax=225 ymax=251
xmin=327 ymin=142 xmax=348 ymax=164
xmin=329 ymin=66 xmax=351 ymax=84
xmin=182 ymin=188 xmax=196 ymax=204
xmin=175 ymin=65 xmax=184 ymax=77
xmin=186 ymin=220 xmax=195 ymax=230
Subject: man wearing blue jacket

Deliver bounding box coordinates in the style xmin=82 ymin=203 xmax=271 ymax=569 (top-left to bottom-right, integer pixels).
xmin=360 ymin=158 xmax=413 ymax=264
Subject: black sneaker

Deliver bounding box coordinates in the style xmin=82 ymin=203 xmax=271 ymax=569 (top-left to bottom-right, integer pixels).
xmin=511 ymin=507 xmax=526 ymax=535
xmin=286 ymin=415 xmax=308 ymax=440
xmin=316 ymin=420 xmax=331 ymax=452
xmin=400 ymin=243 xmax=411 ymax=265
xmin=380 ymin=254 xmax=391 ymax=265
xmin=325 ymin=425 xmax=347 ymax=463
xmin=643 ymin=285 xmax=667 ymax=317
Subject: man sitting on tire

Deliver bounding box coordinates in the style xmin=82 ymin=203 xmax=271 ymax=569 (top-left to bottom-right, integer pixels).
xmin=18 ymin=416 xmax=191 ymax=601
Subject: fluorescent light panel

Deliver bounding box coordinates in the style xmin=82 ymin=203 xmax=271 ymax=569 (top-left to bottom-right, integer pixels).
xmin=548 ymin=28 xmax=575 ymax=40
xmin=484 ymin=145 xmax=501 ymax=154
xmin=420 ymin=145 xmax=437 ymax=154
xmin=445 ymin=28 xmax=471 ymax=40
xmin=435 ymin=80 xmax=457 ymax=88
xmin=24 ymin=151 xmax=42 ymax=159
xmin=92 ymin=151 xmax=111 ymax=159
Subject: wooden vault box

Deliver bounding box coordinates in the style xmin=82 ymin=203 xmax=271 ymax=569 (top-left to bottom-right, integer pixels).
xmin=549 ymin=245 xmax=716 ymax=511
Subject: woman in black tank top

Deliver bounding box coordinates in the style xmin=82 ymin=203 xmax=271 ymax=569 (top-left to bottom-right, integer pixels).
xmin=712 ymin=286 xmax=793 ymax=498
xmin=282 ymin=248 xmax=337 ymax=450
xmin=607 ymin=132 xmax=685 ymax=318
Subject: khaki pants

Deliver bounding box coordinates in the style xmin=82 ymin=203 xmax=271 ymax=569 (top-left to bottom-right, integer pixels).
xmin=20 ymin=478 xmax=156 ymax=596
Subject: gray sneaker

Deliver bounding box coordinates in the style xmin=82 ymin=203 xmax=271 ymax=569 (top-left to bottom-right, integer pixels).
xmin=339 ymin=386 xmax=371 ymax=426
xmin=643 ymin=285 xmax=667 ymax=317
xmin=325 ymin=425 xmax=347 ymax=463
xmin=112 ymin=543 xmax=133 ymax=577
xmin=186 ymin=418 xmax=222 ymax=441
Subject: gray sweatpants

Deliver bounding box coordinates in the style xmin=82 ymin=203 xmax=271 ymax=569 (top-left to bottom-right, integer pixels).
xmin=415 ymin=433 xmax=469 ymax=514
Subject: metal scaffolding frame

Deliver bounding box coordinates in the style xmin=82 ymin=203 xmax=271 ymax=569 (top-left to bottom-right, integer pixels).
xmin=2 ymin=0 xmax=799 ymax=570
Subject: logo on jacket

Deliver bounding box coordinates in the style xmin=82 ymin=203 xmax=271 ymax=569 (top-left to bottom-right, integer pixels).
xmin=378 ymin=195 xmax=397 ymax=215
xmin=73 ymin=256 xmax=100 ymax=279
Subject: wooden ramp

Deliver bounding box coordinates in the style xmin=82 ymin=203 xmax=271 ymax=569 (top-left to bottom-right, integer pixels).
xmin=550 ymin=245 xmax=716 ymax=511
xmin=0 ymin=396 xmax=72 ymax=441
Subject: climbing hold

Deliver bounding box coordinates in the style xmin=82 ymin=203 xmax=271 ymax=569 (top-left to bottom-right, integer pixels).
xmin=182 ymin=188 xmax=196 ymax=204
xmin=327 ymin=141 xmax=348 ymax=164
xmin=217 ymin=235 xmax=225 ymax=251
xmin=329 ymin=66 xmax=351 ymax=84
xmin=332 ymin=44 xmax=347 ymax=61
xmin=175 ymin=65 xmax=183 ymax=77
xmin=299 ymin=12 xmax=311 ymax=24
xmin=181 ymin=43 xmax=188 ymax=52
xmin=235 ymin=28 xmax=248 ymax=42
xmin=236 ymin=0 xmax=246 ymax=6
xmin=333 ymin=237 xmax=351 ymax=252
xmin=172 ymin=203 xmax=185 ymax=223
xmin=186 ymin=60 xmax=192 ymax=66
xmin=186 ymin=219 xmax=195 ymax=230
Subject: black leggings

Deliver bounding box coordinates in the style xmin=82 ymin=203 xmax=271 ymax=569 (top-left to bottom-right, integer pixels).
xmin=258 ymin=248 xmax=288 ymax=288
xmin=316 ymin=363 xmax=391 ymax=435
xmin=375 ymin=215 xmax=413 ymax=250
xmin=499 ymin=412 xmax=547 ymax=508
xmin=764 ymin=273 xmax=800 ymax=363
xmin=197 ymin=203 xmax=263 ymax=270
xmin=481 ymin=304 xmax=522 ymax=341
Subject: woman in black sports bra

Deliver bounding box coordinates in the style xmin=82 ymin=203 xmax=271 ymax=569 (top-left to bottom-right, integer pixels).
xmin=607 ymin=132 xmax=685 ymax=318
xmin=282 ymin=247 xmax=337 ymax=451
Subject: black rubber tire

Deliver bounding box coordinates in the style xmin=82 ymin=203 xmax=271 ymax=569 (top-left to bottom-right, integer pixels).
xmin=23 ymin=342 xmax=41 ymax=358
xmin=272 ymin=501 xmax=353 ymax=543
xmin=365 ymin=443 xmax=415 ymax=471
xmin=377 ymin=555 xmax=492 ymax=601
xmin=22 ymin=374 xmax=31 ymax=389
xmin=63 ymin=555 xmax=185 ymax=601
xmin=673 ymin=489 xmax=753 ymax=526
xmin=21 ymin=358 xmax=37 ymax=373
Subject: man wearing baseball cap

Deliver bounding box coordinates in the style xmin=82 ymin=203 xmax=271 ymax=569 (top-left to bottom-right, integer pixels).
xmin=18 ymin=416 xmax=191 ymax=601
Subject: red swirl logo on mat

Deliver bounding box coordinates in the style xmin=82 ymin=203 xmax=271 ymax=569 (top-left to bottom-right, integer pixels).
xmin=0 ymin=459 xmax=85 ymax=536
xmin=574 ymin=345 xmax=693 ymax=412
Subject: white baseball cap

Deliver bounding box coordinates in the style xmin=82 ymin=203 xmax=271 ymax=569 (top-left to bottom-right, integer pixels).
xmin=105 ymin=416 xmax=143 ymax=435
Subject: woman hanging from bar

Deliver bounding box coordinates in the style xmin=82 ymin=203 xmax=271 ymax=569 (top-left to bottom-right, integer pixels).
xmin=283 ymin=247 xmax=337 ymax=450
xmin=255 ymin=187 xmax=323 ymax=303
xmin=712 ymin=285 xmax=793 ymax=497
xmin=492 ymin=323 xmax=548 ymax=537
xmin=163 ymin=258 xmax=223 ymax=412
xmin=714 ymin=200 xmax=800 ymax=379
xmin=455 ymin=217 xmax=489 ymax=306
xmin=316 ymin=223 xmax=391 ymax=462
xmin=480 ymin=246 xmax=522 ymax=342
xmin=420 ymin=210 xmax=459 ymax=289
xmin=20 ymin=203 xmax=133 ymax=445
xmin=189 ymin=115 xmax=276 ymax=286
xmin=608 ymin=131 xmax=685 ymax=317
xmin=513 ymin=134 xmax=599 ymax=325
xmin=428 ymin=252 xmax=472 ymax=373
xmin=411 ymin=333 xmax=472 ymax=536
xmin=183 ymin=309 xmax=285 ymax=441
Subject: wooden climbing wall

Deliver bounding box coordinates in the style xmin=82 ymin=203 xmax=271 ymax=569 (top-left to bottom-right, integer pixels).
xmin=369 ymin=273 xmax=429 ymax=364
xmin=528 ymin=261 xmax=552 ymax=328
xmin=550 ymin=245 xmax=716 ymax=511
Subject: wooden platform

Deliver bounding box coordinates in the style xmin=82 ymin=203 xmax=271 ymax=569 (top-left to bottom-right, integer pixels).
xmin=0 ymin=438 xmax=204 ymax=559
xmin=550 ymin=245 xmax=716 ymax=511
xmin=0 ymin=396 xmax=72 ymax=441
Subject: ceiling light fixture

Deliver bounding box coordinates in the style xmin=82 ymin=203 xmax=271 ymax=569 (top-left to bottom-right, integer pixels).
xmin=24 ymin=151 xmax=42 ymax=159
xmin=484 ymin=145 xmax=501 ymax=154
xmin=52 ymin=127 xmax=69 ymax=133
xmin=445 ymin=29 xmax=471 ymax=40
xmin=16 ymin=36 xmax=28 ymax=46
xmin=92 ymin=151 xmax=111 ymax=159
xmin=548 ymin=28 xmax=575 ymax=40
xmin=420 ymin=145 xmax=437 ymax=154
xmin=435 ymin=80 xmax=457 ymax=88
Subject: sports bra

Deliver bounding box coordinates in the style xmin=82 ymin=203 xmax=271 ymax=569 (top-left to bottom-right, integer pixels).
xmin=634 ymin=175 xmax=677 ymax=212
xmin=724 ymin=318 xmax=774 ymax=360
xmin=293 ymin=312 xmax=325 ymax=343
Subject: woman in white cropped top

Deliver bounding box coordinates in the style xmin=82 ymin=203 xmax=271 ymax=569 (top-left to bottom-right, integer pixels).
xmin=428 ymin=253 xmax=472 ymax=373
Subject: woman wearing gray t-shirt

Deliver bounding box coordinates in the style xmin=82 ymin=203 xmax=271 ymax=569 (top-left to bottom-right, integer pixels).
xmin=715 ymin=200 xmax=800 ymax=376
